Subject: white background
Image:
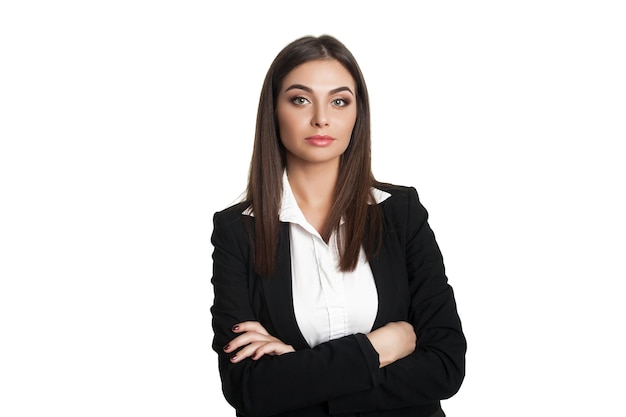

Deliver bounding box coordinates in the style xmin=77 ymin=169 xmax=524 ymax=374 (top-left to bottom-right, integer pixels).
xmin=1 ymin=1 xmax=625 ymax=416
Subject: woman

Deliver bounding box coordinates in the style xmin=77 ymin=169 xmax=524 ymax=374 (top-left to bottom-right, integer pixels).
xmin=211 ymin=35 xmax=466 ymax=417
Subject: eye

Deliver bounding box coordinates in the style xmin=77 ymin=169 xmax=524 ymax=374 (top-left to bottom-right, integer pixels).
xmin=332 ymin=98 xmax=349 ymax=107
xmin=291 ymin=96 xmax=310 ymax=105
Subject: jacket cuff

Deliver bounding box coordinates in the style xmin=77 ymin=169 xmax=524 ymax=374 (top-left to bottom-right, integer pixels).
xmin=353 ymin=333 xmax=383 ymax=387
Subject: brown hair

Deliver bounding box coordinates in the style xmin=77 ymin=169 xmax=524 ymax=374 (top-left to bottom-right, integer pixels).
xmin=246 ymin=35 xmax=383 ymax=277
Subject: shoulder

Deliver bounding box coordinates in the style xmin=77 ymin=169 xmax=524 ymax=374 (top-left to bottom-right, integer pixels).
xmin=211 ymin=201 xmax=254 ymax=255
xmin=374 ymin=182 xmax=421 ymax=206
xmin=213 ymin=201 xmax=251 ymax=229
xmin=373 ymin=182 xmax=428 ymax=226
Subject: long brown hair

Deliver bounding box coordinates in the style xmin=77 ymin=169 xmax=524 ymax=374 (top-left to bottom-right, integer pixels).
xmin=246 ymin=35 xmax=383 ymax=277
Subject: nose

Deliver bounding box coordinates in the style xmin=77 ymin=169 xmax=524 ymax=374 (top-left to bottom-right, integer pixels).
xmin=311 ymin=104 xmax=329 ymax=128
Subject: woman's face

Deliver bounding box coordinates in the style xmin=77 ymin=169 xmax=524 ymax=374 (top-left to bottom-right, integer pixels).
xmin=276 ymin=59 xmax=357 ymax=170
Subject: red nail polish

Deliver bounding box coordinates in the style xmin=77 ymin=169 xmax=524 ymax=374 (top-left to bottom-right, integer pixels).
xmin=232 ymin=325 xmax=239 ymax=331
xmin=223 ymin=344 xmax=230 ymax=351
xmin=230 ymin=355 xmax=237 ymax=362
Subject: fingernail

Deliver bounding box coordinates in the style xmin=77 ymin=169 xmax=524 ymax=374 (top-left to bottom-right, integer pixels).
xmin=230 ymin=355 xmax=237 ymax=362
xmin=232 ymin=325 xmax=239 ymax=331
xmin=223 ymin=344 xmax=230 ymax=351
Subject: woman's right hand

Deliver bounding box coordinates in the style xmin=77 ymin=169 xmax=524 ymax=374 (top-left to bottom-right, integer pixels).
xmin=224 ymin=321 xmax=295 ymax=363
xmin=366 ymin=321 xmax=416 ymax=368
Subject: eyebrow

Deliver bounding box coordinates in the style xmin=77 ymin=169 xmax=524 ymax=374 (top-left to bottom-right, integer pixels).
xmin=284 ymin=83 xmax=354 ymax=96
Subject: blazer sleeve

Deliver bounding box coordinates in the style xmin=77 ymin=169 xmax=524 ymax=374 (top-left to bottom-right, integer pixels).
xmin=211 ymin=211 xmax=382 ymax=417
xmin=328 ymin=187 xmax=467 ymax=415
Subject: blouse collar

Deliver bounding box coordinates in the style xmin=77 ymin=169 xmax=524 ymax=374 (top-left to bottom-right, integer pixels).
xmin=242 ymin=171 xmax=391 ymax=223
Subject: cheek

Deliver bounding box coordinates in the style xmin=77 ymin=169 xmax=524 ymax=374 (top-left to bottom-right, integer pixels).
xmin=276 ymin=107 xmax=298 ymax=138
xmin=342 ymin=111 xmax=357 ymax=135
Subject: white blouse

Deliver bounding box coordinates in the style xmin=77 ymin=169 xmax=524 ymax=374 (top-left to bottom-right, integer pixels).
xmin=279 ymin=174 xmax=390 ymax=347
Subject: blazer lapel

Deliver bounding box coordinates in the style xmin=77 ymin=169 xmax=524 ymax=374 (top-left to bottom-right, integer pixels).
xmin=260 ymin=222 xmax=310 ymax=350
xmin=368 ymin=205 xmax=406 ymax=329
xmin=369 ymin=245 xmax=395 ymax=330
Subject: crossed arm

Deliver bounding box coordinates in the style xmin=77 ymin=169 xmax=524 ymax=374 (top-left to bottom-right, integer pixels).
xmin=224 ymin=320 xmax=416 ymax=368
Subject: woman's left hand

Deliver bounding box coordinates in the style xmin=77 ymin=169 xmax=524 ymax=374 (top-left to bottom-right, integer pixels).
xmin=224 ymin=321 xmax=295 ymax=363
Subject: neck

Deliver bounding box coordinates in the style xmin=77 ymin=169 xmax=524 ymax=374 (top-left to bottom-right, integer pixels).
xmin=285 ymin=160 xmax=339 ymax=234
xmin=286 ymin=162 xmax=338 ymax=207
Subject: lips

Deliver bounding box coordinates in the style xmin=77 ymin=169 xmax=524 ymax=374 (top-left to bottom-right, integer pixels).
xmin=305 ymin=135 xmax=336 ymax=146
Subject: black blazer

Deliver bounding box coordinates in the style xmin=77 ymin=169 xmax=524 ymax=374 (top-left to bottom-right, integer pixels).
xmin=211 ymin=185 xmax=466 ymax=417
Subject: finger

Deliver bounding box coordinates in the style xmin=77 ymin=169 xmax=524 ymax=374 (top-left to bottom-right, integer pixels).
xmin=252 ymin=342 xmax=296 ymax=360
xmin=234 ymin=341 xmax=285 ymax=362
xmin=224 ymin=331 xmax=275 ymax=353
xmin=250 ymin=342 xmax=274 ymax=360
xmin=230 ymin=341 xmax=267 ymax=363
xmin=232 ymin=321 xmax=269 ymax=335
xmin=224 ymin=332 xmax=260 ymax=353
xmin=250 ymin=342 xmax=285 ymax=360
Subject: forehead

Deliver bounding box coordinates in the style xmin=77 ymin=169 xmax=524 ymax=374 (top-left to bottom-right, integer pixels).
xmin=281 ymin=59 xmax=356 ymax=91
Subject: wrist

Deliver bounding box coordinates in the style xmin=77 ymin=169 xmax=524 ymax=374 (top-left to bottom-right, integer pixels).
xmin=366 ymin=330 xmax=392 ymax=368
